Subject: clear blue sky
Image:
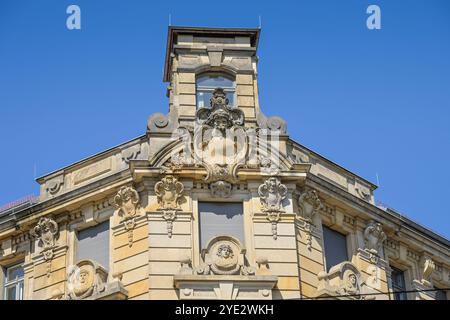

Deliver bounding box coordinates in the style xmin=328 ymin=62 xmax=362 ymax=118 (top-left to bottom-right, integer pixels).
xmin=0 ymin=0 xmax=449 ymax=238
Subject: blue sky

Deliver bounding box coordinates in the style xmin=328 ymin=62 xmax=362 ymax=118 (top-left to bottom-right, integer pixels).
xmin=0 ymin=0 xmax=449 ymax=238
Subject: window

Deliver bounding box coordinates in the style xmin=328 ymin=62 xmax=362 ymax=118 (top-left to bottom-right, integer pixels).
xmin=76 ymin=220 xmax=110 ymax=270
xmin=3 ymin=263 xmax=24 ymax=300
xmin=196 ymin=73 xmax=235 ymax=108
xmin=390 ymin=266 xmax=407 ymax=300
xmin=198 ymin=202 xmax=244 ymax=249
xmin=322 ymin=225 xmax=348 ymax=272
xmin=435 ymin=287 xmax=448 ymax=300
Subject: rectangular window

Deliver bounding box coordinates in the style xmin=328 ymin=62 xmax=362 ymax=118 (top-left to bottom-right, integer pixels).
xmin=198 ymin=202 xmax=244 ymax=249
xmin=390 ymin=266 xmax=407 ymax=300
xmin=322 ymin=225 xmax=348 ymax=272
xmin=76 ymin=220 xmax=110 ymax=270
xmin=3 ymin=263 xmax=24 ymax=300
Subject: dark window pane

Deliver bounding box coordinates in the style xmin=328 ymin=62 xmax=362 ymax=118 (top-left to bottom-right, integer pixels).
xmin=435 ymin=288 xmax=447 ymax=300
xmin=390 ymin=266 xmax=407 ymax=300
xmin=199 ymin=202 xmax=244 ymax=249
xmin=77 ymin=220 xmax=110 ymax=270
xmin=322 ymin=226 xmax=348 ymax=272
xmin=6 ymin=286 xmax=16 ymax=300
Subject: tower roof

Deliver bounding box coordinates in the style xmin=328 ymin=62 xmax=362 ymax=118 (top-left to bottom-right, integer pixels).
xmin=163 ymin=26 xmax=261 ymax=82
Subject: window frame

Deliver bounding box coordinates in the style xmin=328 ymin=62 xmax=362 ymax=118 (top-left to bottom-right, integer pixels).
xmin=197 ymin=201 xmax=245 ymax=250
xmin=191 ymin=193 xmax=252 ymax=268
xmin=390 ymin=265 xmax=408 ymax=301
xmin=68 ymin=210 xmax=113 ymax=272
xmin=3 ymin=262 xmax=24 ymax=301
xmin=75 ymin=220 xmax=111 ymax=271
xmin=321 ymin=224 xmax=349 ymax=272
xmin=196 ymin=73 xmax=236 ymax=109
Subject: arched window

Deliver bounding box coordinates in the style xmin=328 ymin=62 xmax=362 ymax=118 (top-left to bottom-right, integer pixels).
xmin=196 ymin=73 xmax=235 ymax=108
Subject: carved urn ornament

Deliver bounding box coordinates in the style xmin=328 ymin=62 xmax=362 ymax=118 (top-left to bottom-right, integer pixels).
xmin=155 ymin=175 xmax=184 ymax=238
xmin=297 ymin=188 xmax=324 ymax=250
xmin=30 ymin=217 xmax=59 ymax=277
xmin=194 ymin=88 xmax=247 ymax=197
xmin=258 ymin=177 xmax=288 ymax=239
xmin=67 ymin=260 xmax=107 ymax=300
xmin=114 ymin=186 xmax=141 ymax=247
xmin=363 ymin=220 xmax=386 ymax=255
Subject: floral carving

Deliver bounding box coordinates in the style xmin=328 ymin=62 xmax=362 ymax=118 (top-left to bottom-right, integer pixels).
xmin=114 ymin=186 xmax=141 ymax=247
xmin=363 ymin=220 xmax=386 ymax=255
xmin=155 ymin=175 xmax=184 ymax=238
xmin=258 ymin=177 xmax=287 ymax=239
xmin=30 ymin=217 xmax=59 ymax=277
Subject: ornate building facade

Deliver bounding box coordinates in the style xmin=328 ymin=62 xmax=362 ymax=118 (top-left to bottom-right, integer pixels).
xmin=0 ymin=26 xmax=449 ymax=300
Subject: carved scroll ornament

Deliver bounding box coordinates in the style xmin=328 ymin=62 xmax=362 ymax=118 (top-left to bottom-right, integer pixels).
xmin=155 ymin=175 xmax=184 ymax=238
xmin=30 ymin=217 xmax=59 ymax=277
xmin=114 ymin=186 xmax=141 ymax=247
xmin=258 ymin=177 xmax=288 ymax=240
xmin=297 ymin=188 xmax=324 ymax=250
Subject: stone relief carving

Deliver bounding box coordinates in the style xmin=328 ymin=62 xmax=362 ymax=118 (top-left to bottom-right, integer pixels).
xmin=46 ymin=177 xmax=64 ymax=196
xmin=155 ymin=175 xmax=184 ymax=238
xmin=258 ymin=177 xmax=287 ymax=240
xmin=258 ymin=155 xmax=281 ymax=176
xmin=210 ymin=180 xmax=232 ymax=198
xmin=355 ymin=182 xmax=371 ymax=201
xmin=121 ymin=145 xmax=141 ymax=164
xmin=297 ymin=188 xmax=324 ymax=250
xmin=363 ymin=220 xmax=386 ymax=255
xmin=67 ymin=260 xmax=107 ymax=300
xmin=147 ymin=108 xmax=178 ymax=133
xmin=30 ymin=217 xmax=59 ymax=277
xmin=114 ymin=186 xmax=141 ymax=247
xmin=256 ymin=112 xmax=287 ymax=135
xmin=417 ymin=256 xmax=436 ymax=289
xmin=194 ymin=88 xmax=247 ymax=196
xmin=195 ymin=236 xmax=256 ymax=276
xmin=413 ymin=257 xmax=437 ymax=300
xmin=298 ymin=189 xmax=323 ymax=222
xmin=317 ymin=262 xmax=364 ymax=299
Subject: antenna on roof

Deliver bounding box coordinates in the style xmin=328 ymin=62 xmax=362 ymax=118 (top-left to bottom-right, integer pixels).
xmin=168 ymin=14 xmax=172 ymax=26
xmin=258 ymin=15 xmax=262 ymax=29
xmin=376 ymin=173 xmax=380 ymax=187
